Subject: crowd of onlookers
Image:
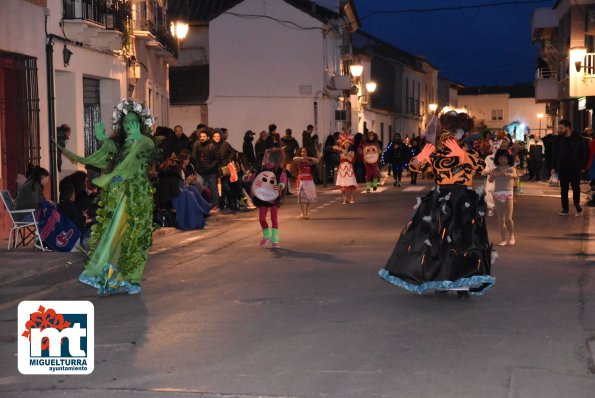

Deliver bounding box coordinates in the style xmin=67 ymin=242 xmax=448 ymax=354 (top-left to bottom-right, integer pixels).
xmin=8 ymin=117 xmax=595 ymax=252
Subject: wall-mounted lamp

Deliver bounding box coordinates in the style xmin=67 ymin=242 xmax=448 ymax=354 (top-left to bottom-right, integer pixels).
xmin=170 ymin=21 xmax=189 ymax=40
xmin=428 ymin=103 xmax=438 ymax=112
xmin=571 ymin=47 xmax=588 ymax=72
xmin=349 ymin=64 xmax=363 ymax=77
xmin=63 ymin=45 xmax=73 ymax=67
xmin=365 ymin=81 xmax=377 ymax=93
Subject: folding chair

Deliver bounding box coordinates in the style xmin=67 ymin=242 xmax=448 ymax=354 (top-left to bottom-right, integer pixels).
xmin=0 ymin=190 xmax=47 ymax=251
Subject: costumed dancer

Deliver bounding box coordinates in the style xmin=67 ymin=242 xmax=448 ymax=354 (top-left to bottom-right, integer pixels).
xmin=292 ymin=147 xmax=318 ymax=219
xmin=489 ymin=149 xmax=517 ymax=246
xmin=408 ymin=137 xmax=421 ymax=185
xmin=57 ymin=99 xmax=157 ymax=295
xmin=359 ymin=131 xmax=382 ymax=192
xmin=387 ymin=134 xmax=411 ymax=187
xmin=334 ymin=134 xmax=357 ymax=204
xmin=379 ymin=110 xmax=495 ymax=298
xmin=250 ymin=148 xmax=287 ymax=248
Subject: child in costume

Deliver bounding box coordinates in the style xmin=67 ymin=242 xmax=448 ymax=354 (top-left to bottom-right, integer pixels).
xmin=482 ymin=152 xmax=496 ymax=216
xmin=489 ymin=149 xmax=517 ymax=246
xmin=250 ymin=148 xmax=287 ymax=248
xmin=333 ymin=134 xmax=357 ymax=204
xmin=359 ymin=131 xmax=382 ymax=192
xmin=379 ymin=110 xmax=495 ymax=298
xmin=292 ymin=147 xmax=318 ymax=219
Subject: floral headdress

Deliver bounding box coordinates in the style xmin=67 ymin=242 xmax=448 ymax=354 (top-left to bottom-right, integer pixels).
xmin=112 ymin=99 xmax=155 ymax=136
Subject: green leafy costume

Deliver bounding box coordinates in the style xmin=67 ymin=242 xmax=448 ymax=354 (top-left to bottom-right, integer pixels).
xmin=62 ymin=131 xmax=155 ymax=295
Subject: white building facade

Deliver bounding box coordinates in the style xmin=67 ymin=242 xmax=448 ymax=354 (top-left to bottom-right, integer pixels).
xmin=458 ymin=85 xmax=548 ymax=135
xmin=0 ymin=0 xmax=174 ymax=240
xmin=209 ymin=0 xmax=340 ymax=149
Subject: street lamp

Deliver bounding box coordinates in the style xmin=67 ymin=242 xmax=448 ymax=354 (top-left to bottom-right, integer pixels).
xmin=349 ymin=64 xmax=363 ymax=78
xmin=429 ymin=103 xmax=438 ymax=113
xmin=537 ymin=112 xmax=544 ymax=133
xmin=365 ymin=81 xmax=377 ymax=93
xmin=170 ymin=21 xmax=189 ymax=52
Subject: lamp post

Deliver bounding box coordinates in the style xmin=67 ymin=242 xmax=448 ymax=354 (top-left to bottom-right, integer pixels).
xmin=537 ymin=113 xmax=544 ymax=134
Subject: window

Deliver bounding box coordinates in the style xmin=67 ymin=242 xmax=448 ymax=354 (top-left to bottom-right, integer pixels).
xmin=491 ymin=109 xmax=503 ymax=121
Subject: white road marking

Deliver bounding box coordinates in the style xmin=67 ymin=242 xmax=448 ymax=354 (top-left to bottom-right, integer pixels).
xmin=402 ymin=186 xmax=426 ymax=192
xmin=360 ymin=187 xmax=388 ymax=194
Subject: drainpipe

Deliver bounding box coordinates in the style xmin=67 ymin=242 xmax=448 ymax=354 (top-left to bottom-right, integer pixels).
xmin=45 ymin=10 xmax=58 ymax=201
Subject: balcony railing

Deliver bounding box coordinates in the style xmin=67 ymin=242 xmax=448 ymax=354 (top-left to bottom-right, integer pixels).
xmin=63 ymin=0 xmax=129 ymax=31
xmin=132 ymin=1 xmax=176 ymax=56
xmin=583 ymin=53 xmax=595 ymax=76
xmin=63 ymin=0 xmax=106 ymax=26
xmin=535 ymin=68 xmax=557 ymax=79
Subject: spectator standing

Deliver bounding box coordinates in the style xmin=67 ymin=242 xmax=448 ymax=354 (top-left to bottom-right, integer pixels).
xmin=542 ymin=131 xmax=556 ymax=181
xmin=188 ymin=124 xmax=207 ymax=147
xmin=163 ymin=125 xmax=191 ymax=158
xmin=57 ymin=124 xmax=71 ymax=172
xmin=255 ymin=130 xmax=269 ymax=165
xmin=243 ymin=130 xmax=257 ymax=169
xmin=192 ymin=130 xmax=220 ymax=207
xmin=281 ymin=128 xmax=299 ymax=166
xmin=552 ymin=119 xmax=588 ymax=216
xmin=213 ymin=129 xmax=239 ymax=212
xmin=302 ymin=125 xmax=317 ymax=157
xmin=527 ymin=133 xmax=545 ymax=181
xmin=324 ymin=132 xmax=340 ymax=182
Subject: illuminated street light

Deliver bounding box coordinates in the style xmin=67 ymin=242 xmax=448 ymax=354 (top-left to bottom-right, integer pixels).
xmin=429 ymin=103 xmax=438 ymax=112
xmin=170 ymin=21 xmax=189 ymax=40
xmin=365 ymin=81 xmax=377 ymax=93
xmin=349 ymin=64 xmax=363 ymax=77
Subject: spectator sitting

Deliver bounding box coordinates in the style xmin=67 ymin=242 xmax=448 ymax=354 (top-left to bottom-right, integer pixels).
xmin=57 ymin=183 xmax=91 ymax=251
xmin=59 ymin=170 xmax=97 ymax=220
xmin=156 ymin=159 xmax=210 ymax=230
xmin=163 ymin=125 xmax=191 ymax=158
xmin=14 ymin=165 xmax=49 ymax=220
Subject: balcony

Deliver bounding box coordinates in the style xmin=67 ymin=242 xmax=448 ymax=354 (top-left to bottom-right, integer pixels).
xmin=531 ymin=8 xmax=558 ymax=42
xmin=535 ymin=68 xmax=558 ymax=102
xmin=132 ymin=3 xmax=176 ymax=58
xmin=62 ymin=0 xmax=127 ymax=51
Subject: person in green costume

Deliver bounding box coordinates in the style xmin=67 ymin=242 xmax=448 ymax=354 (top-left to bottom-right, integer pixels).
xmin=56 ymin=101 xmax=156 ymax=295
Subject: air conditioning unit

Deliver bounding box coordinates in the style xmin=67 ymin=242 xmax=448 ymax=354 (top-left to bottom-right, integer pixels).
xmin=332 ymin=75 xmax=352 ymax=90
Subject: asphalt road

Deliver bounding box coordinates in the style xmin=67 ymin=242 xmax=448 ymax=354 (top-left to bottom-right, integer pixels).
xmin=0 ymin=179 xmax=594 ymax=398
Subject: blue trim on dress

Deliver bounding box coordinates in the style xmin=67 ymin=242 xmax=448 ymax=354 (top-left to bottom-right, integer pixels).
xmin=78 ymin=264 xmax=141 ymax=295
xmin=378 ymin=268 xmax=495 ymax=296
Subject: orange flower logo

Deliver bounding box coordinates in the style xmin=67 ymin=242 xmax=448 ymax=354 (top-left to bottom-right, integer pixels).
xmin=22 ymin=305 xmax=72 ymax=350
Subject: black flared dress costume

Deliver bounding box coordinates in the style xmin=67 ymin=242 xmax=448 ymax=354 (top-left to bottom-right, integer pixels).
xmin=378 ymin=145 xmax=496 ymax=295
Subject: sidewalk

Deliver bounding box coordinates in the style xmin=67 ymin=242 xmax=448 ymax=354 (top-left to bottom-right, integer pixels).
xmin=0 ymin=209 xmax=253 ymax=288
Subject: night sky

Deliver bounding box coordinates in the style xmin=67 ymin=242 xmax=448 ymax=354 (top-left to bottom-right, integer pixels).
xmin=353 ymin=0 xmax=558 ymax=87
